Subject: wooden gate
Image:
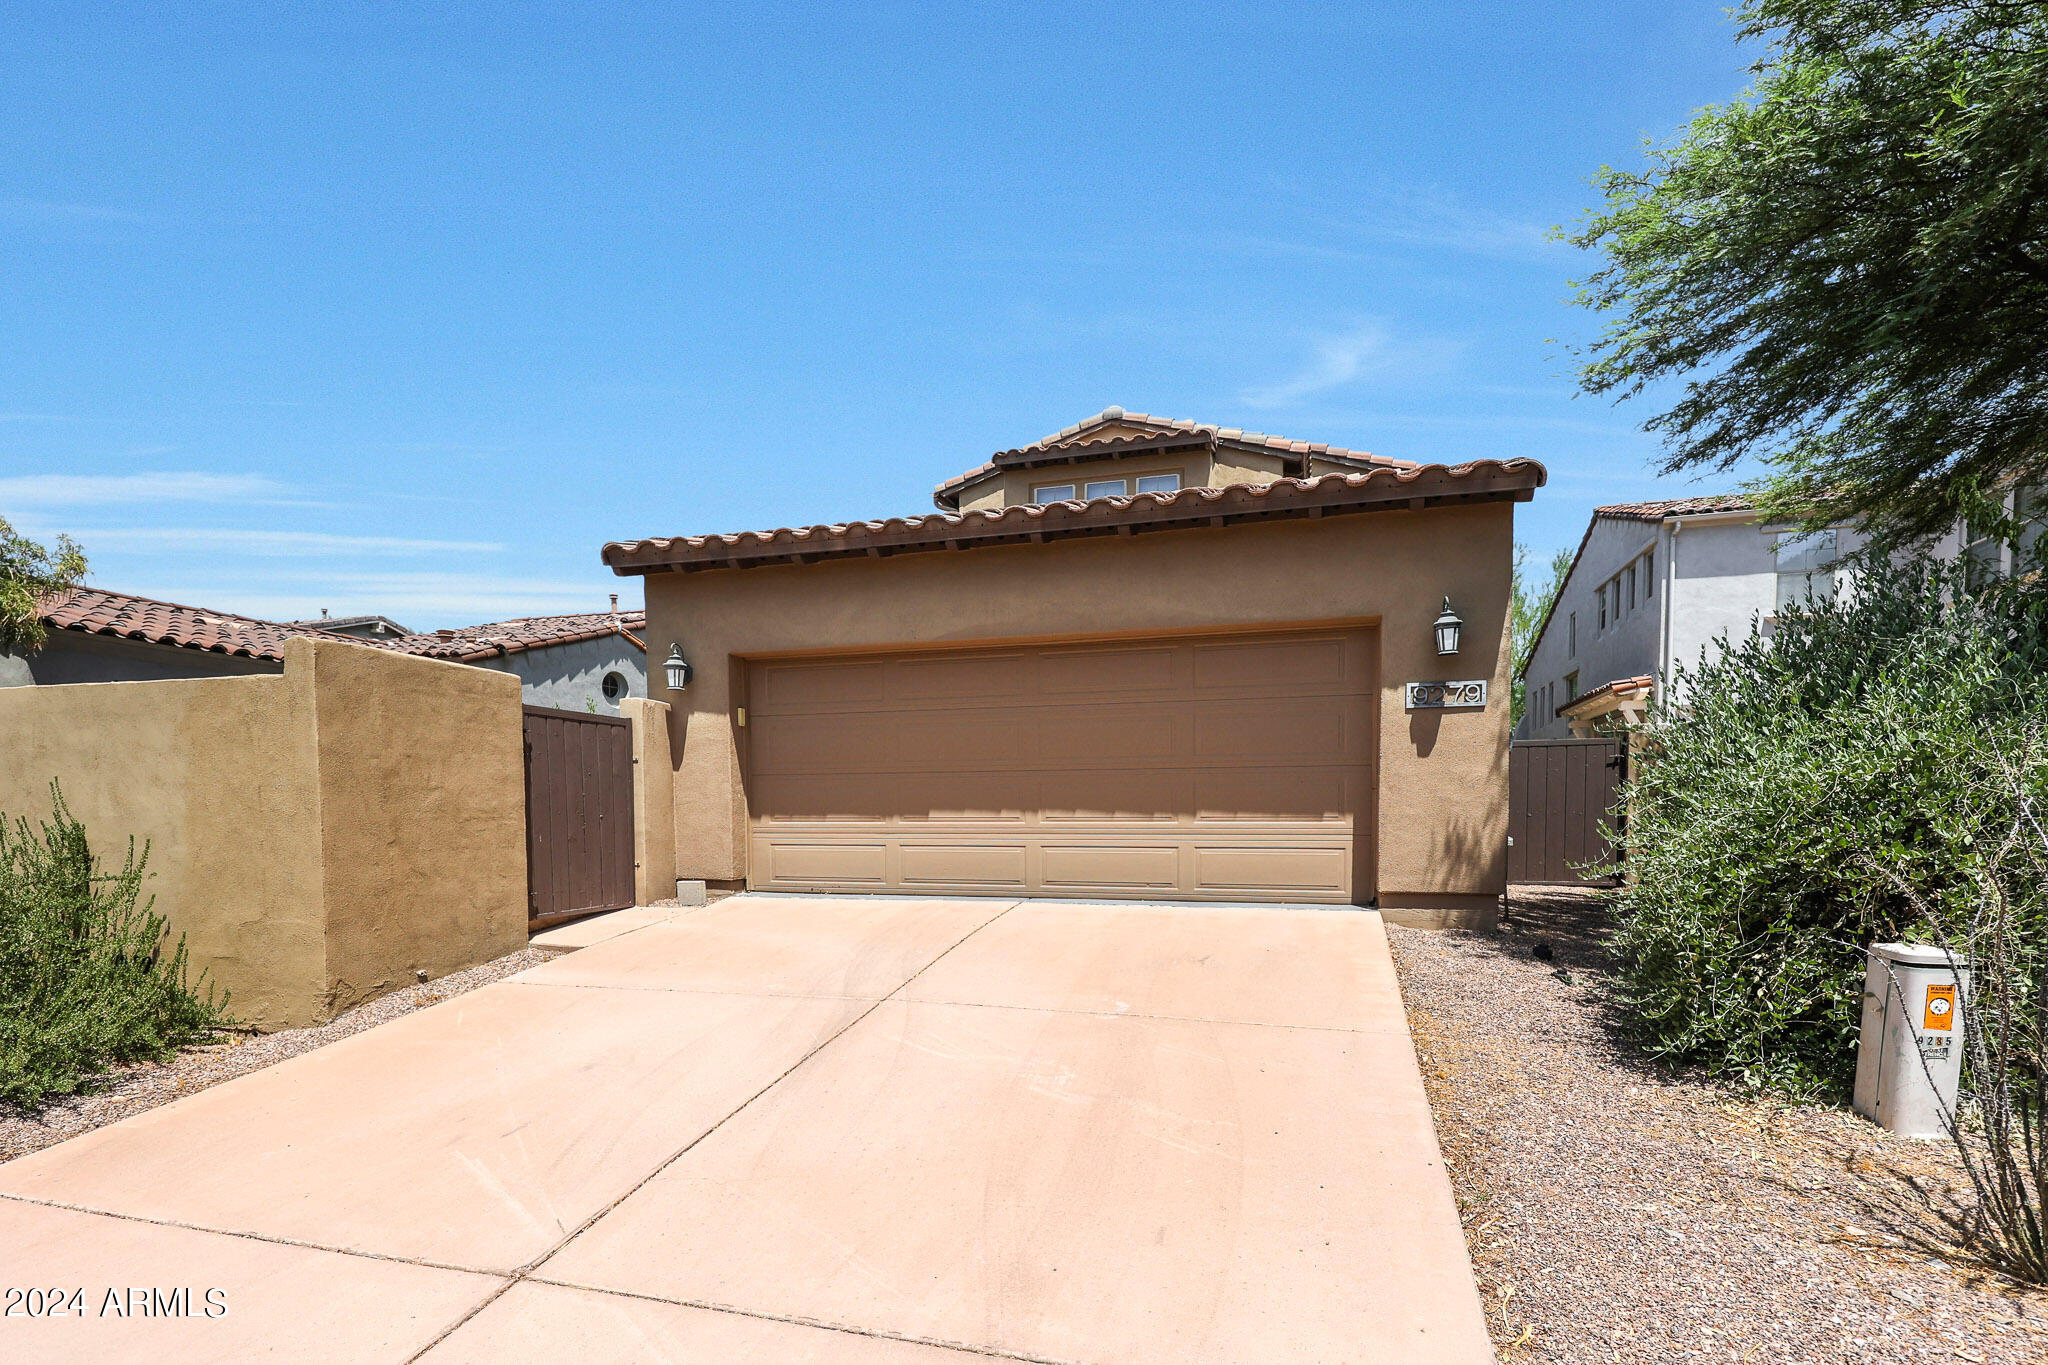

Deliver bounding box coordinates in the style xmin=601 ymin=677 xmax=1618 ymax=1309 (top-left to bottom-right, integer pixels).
xmin=523 ymin=704 xmax=635 ymax=928
xmin=1507 ymin=738 xmax=1626 ymax=886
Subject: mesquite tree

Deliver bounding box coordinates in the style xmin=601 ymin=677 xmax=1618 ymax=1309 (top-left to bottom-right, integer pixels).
xmin=1569 ymin=1 xmax=2048 ymax=547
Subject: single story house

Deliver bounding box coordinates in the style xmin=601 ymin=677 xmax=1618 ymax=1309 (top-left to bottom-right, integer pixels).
xmin=1 ymin=587 xmax=364 ymax=686
xmin=6 ymin=587 xmax=646 ymax=714
xmin=378 ymin=604 xmax=647 ymax=714
xmin=606 ymin=407 xmax=1545 ymax=927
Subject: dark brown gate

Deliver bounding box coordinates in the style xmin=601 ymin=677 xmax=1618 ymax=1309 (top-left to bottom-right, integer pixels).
xmin=523 ymin=704 xmax=635 ymax=928
xmin=1508 ymin=738 xmax=1626 ymax=886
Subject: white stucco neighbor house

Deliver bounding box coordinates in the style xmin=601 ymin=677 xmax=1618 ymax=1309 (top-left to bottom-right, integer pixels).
xmin=1515 ymin=494 xmax=1863 ymax=740
xmin=1514 ymin=488 xmax=2048 ymax=740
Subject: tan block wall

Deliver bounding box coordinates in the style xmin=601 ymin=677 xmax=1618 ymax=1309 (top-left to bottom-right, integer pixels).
xmin=304 ymin=641 xmax=528 ymax=1015
xmin=0 ymin=671 xmax=324 ymax=1027
xmin=642 ymin=502 xmax=1515 ymax=912
xmin=620 ymin=696 xmax=678 ymax=905
xmin=0 ymin=638 xmax=528 ymax=1029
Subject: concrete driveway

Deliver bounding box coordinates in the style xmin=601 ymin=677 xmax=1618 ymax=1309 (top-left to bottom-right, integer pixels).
xmin=0 ymin=895 xmax=1492 ymax=1364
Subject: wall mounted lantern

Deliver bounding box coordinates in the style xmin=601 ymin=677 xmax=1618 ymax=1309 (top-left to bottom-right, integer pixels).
xmin=1433 ymin=597 xmax=1463 ymax=656
xmin=663 ymin=644 xmax=694 ymax=692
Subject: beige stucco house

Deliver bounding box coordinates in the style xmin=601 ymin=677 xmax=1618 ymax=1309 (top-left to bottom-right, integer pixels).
xmin=606 ymin=408 xmax=1545 ymax=927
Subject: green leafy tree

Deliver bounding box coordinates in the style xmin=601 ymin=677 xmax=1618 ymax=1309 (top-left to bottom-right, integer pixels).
xmin=1568 ymin=1 xmax=2048 ymax=547
xmin=0 ymin=515 xmax=86 ymax=656
xmin=1510 ymin=544 xmax=1574 ymax=726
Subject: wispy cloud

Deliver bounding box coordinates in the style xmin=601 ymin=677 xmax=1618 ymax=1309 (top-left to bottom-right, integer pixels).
xmin=59 ymin=528 xmax=506 ymax=556
xmin=181 ymin=573 xmax=622 ymax=626
xmin=1239 ymin=321 xmax=1459 ymax=409
xmin=0 ymin=471 xmax=290 ymax=508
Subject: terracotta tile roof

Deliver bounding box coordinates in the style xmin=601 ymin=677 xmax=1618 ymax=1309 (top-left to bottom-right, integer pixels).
xmin=1595 ymin=494 xmax=1754 ymax=521
xmin=607 ymin=459 xmax=1547 ymax=576
xmin=932 ymin=407 xmax=1416 ymax=509
xmin=1558 ymin=674 xmax=1655 ymax=718
xmin=40 ymin=586 xmax=373 ymax=661
xmin=380 ymin=610 xmax=648 ymax=662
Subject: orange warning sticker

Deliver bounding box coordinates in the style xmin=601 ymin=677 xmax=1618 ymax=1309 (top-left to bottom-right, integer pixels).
xmin=1924 ymin=984 xmax=1956 ymax=1032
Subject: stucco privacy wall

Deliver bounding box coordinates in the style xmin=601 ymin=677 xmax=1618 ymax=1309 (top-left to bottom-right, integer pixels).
xmin=620 ymin=696 xmax=678 ymax=905
xmin=0 ymin=638 xmax=526 ymax=1029
xmin=306 ymin=641 xmax=529 ymax=1010
xmin=642 ymin=502 xmax=1514 ymax=923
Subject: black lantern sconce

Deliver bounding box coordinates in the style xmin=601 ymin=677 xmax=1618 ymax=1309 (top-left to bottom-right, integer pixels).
xmin=1433 ymin=597 xmax=1463 ymax=656
xmin=663 ymin=644 xmax=694 ymax=692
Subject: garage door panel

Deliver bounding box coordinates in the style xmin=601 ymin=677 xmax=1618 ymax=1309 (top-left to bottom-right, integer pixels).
xmin=1192 ymin=635 xmax=1354 ymax=690
xmin=1040 ymin=844 xmax=1183 ymax=892
xmin=1038 ymin=645 xmax=1180 ymax=695
xmin=750 ymin=660 xmax=892 ymax=710
xmin=1039 ymin=769 xmax=1187 ymax=823
xmin=751 ymin=714 xmax=898 ymax=774
xmin=753 ymin=774 xmax=895 ymax=823
xmin=756 ymin=840 xmax=889 ymax=887
xmin=892 ymin=652 xmax=1027 ymax=701
xmin=1194 ymin=768 xmax=1351 ymax=822
xmin=898 ymin=843 xmax=1030 ymax=888
xmin=1193 ymin=845 xmax=1350 ymax=896
xmin=893 ymin=773 xmax=1030 ymax=823
xmin=1037 ymin=708 xmax=1180 ymax=763
xmin=744 ymin=629 xmax=1375 ymax=904
xmin=1191 ymin=698 xmax=1362 ymax=760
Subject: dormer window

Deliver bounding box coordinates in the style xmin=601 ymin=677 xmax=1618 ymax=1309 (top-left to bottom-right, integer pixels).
xmin=1084 ymin=478 xmax=1128 ymax=500
xmin=1031 ymin=484 xmax=1076 ymax=504
xmin=1136 ymin=473 xmax=1181 ymax=495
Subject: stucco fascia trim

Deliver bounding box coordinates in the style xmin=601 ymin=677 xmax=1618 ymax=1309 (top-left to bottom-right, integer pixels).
xmin=608 ymin=460 xmax=1546 ymax=576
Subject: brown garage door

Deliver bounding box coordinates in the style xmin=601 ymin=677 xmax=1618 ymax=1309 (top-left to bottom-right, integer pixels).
xmin=743 ymin=628 xmax=1376 ymax=903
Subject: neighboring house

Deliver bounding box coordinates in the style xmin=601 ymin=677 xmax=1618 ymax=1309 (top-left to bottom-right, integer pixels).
xmin=1 ymin=586 xmax=369 ymax=686
xmin=606 ymin=406 xmax=1546 ymax=926
xmin=380 ymin=604 xmax=647 ymax=714
xmin=1510 ymin=489 xmax=2048 ymax=739
xmin=6 ymin=587 xmax=646 ymax=715
xmin=283 ymin=610 xmax=416 ymax=641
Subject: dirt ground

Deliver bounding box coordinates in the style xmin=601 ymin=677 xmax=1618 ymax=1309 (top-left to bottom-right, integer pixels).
xmin=1387 ymin=886 xmax=2047 ymax=1364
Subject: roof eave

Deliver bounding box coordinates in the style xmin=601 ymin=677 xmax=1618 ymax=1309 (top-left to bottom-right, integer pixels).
xmin=607 ymin=461 xmax=1546 ymax=577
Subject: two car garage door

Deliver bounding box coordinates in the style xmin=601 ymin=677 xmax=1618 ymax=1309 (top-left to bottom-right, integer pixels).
xmin=743 ymin=627 xmax=1376 ymax=904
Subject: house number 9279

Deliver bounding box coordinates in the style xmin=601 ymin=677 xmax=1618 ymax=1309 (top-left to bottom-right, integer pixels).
xmin=1405 ymin=680 xmax=1488 ymax=710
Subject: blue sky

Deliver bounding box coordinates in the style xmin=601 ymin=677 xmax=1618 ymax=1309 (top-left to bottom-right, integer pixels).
xmin=1 ymin=2 xmax=1761 ymax=628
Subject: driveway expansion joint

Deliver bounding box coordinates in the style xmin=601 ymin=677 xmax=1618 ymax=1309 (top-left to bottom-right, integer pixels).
xmin=517 ymin=1275 xmax=1083 ymax=1365
xmin=404 ymin=898 xmax=1030 ymax=1363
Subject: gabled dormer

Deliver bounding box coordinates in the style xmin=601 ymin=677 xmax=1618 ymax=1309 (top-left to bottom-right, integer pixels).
xmin=930 ymin=406 xmax=1410 ymax=512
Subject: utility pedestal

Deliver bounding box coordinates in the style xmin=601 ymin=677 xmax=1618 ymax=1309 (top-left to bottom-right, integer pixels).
xmin=1852 ymin=942 xmax=1970 ymax=1139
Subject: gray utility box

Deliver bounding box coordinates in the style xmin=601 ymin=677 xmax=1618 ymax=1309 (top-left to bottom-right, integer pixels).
xmin=1852 ymin=942 xmax=1971 ymax=1139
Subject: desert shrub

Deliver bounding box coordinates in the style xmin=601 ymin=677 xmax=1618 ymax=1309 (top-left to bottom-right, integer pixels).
xmin=1611 ymin=555 xmax=2048 ymax=1098
xmin=0 ymin=784 xmax=231 ymax=1108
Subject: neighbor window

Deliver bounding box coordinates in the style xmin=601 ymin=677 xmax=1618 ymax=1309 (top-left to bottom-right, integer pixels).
xmin=1568 ymin=611 xmax=1577 ymax=657
xmin=2016 ymin=486 xmax=2048 ymax=565
xmin=1775 ymin=529 xmax=1839 ymax=609
xmin=1564 ymin=671 xmax=1579 ymax=701
xmin=1135 ymin=473 xmax=1181 ymax=495
xmin=1597 ymin=590 xmax=1607 ymax=631
xmin=601 ymin=671 xmax=626 ymax=702
xmin=1643 ymin=548 xmax=1654 ymax=597
xmin=1625 ymin=564 xmax=1636 ymax=611
xmin=1031 ymin=483 xmax=1076 ymax=504
xmin=1083 ymin=478 xmax=1128 ymax=500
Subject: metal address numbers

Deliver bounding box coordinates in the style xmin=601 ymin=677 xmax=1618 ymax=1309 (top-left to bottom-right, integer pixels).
xmin=1405 ymin=679 xmax=1488 ymax=710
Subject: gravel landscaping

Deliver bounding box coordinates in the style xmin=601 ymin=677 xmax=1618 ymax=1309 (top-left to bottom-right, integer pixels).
xmin=1389 ymin=887 xmax=2048 ymax=1364
xmin=0 ymin=944 xmax=547 ymax=1164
